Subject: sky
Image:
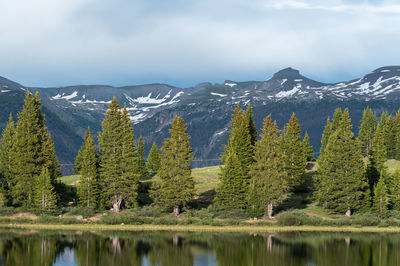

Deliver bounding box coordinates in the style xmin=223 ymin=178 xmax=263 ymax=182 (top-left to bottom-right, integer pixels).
xmin=0 ymin=0 xmax=399 ymax=87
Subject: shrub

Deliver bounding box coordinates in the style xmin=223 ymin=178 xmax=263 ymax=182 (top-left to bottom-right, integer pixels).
xmin=351 ymin=212 xmax=381 ymax=226
xmin=276 ymin=210 xmax=309 ymax=226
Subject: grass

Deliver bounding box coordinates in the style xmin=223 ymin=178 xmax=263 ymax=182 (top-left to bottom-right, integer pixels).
xmin=59 ymin=175 xmax=80 ymax=186
xmin=385 ymin=159 xmax=400 ymax=174
xmin=192 ymin=165 xmax=221 ymax=195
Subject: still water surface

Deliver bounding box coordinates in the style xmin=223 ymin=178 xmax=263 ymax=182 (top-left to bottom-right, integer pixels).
xmin=0 ymin=230 xmax=399 ymax=265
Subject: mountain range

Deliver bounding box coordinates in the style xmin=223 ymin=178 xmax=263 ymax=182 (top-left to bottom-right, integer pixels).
xmin=2 ymin=66 xmax=400 ymax=174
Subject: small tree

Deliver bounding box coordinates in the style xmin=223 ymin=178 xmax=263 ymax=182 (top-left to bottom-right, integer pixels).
xmin=151 ymin=116 xmax=194 ymax=216
xmin=137 ymin=136 xmax=148 ymax=179
xmin=373 ymin=173 xmax=389 ymax=218
xmin=34 ymin=167 xmax=57 ymax=211
xmin=357 ymin=107 xmax=378 ymax=156
xmin=302 ymin=131 xmax=314 ymax=161
xmin=390 ymin=168 xmax=400 ymax=210
xmin=147 ymin=141 xmax=161 ymax=177
xmin=248 ymin=115 xmax=288 ymax=218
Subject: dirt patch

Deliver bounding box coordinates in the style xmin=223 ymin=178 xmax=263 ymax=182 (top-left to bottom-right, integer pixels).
xmin=9 ymin=212 xmax=38 ymax=220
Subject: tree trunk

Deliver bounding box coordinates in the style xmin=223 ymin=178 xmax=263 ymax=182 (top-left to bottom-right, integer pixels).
xmin=267 ymin=202 xmax=273 ymax=219
xmin=173 ymin=206 xmax=179 ymax=217
xmin=112 ymin=195 xmax=122 ymax=213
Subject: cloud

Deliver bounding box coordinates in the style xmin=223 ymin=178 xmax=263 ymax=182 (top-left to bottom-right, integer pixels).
xmin=0 ymin=0 xmax=399 ymax=87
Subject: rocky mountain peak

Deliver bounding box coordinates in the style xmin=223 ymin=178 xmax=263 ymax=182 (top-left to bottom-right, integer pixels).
xmin=272 ymin=67 xmax=303 ymax=79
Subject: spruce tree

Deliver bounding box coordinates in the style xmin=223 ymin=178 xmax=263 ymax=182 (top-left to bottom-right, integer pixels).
xmin=151 ymin=116 xmax=194 ymax=216
xmin=0 ymin=114 xmax=15 ymax=202
xmin=147 ymin=141 xmax=161 ymax=177
xmin=302 ymin=131 xmax=314 ymax=161
xmin=76 ymin=128 xmax=98 ymax=209
xmin=331 ymin=108 xmax=343 ymax=132
xmin=314 ymin=109 xmax=369 ymax=214
xmin=73 ymin=148 xmax=83 ymax=175
xmin=320 ymin=118 xmax=332 ymax=157
xmin=246 ymin=104 xmax=258 ymax=147
xmin=98 ymin=99 xmax=139 ymax=212
xmin=281 ymin=113 xmax=306 ymax=189
xmin=33 ymin=167 xmax=57 ymax=212
xmin=390 ymin=168 xmax=400 ymax=210
xmin=213 ymin=151 xmax=247 ymax=211
xmin=358 ymin=107 xmax=378 ymax=156
xmin=373 ymin=173 xmax=389 ymax=217
xmin=8 ymin=91 xmax=60 ymax=207
xmin=137 ymin=136 xmax=148 ymax=180
xmin=380 ymin=113 xmax=397 ymax=159
xmin=366 ymin=124 xmax=387 ymax=192
xmin=248 ymin=115 xmax=288 ymax=218
xmin=221 ymin=104 xmax=253 ymax=177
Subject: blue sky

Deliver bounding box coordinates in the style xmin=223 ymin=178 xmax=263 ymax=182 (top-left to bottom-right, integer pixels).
xmin=0 ymin=0 xmax=399 ymax=87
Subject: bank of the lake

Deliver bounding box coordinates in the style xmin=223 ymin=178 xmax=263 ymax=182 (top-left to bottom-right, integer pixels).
xmin=3 ymin=223 xmax=400 ymax=233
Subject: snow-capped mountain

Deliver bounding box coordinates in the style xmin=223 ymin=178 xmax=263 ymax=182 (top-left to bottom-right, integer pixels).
xmin=2 ymin=66 xmax=400 ymax=174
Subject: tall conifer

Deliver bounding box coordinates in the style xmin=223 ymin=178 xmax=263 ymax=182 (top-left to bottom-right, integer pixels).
xmin=358 ymin=107 xmax=378 ymax=156
xmin=33 ymin=167 xmax=57 ymax=211
xmin=390 ymin=168 xmax=400 ymax=210
xmin=246 ymin=104 xmax=258 ymax=147
xmin=373 ymin=173 xmax=389 ymax=218
xmin=281 ymin=113 xmax=306 ymax=189
xmin=320 ymin=118 xmax=332 ymax=157
xmin=331 ymin=108 xmax=343 ymax=132
xmin=366 ymin=124 xmax=387 ymax=192
xmin=248 ymin=115 xmax=288 ymax=218
xmin=151 ymin=116 xmax=194 ymax=216
xmin=137 ymin=136 xmax=148 ymax=179
xmin=76 ymin=128 xmax=98 ymax=209
xmin=0 ymin=114 xmax=15 ymax=202
xmin=147 ymin=142 xmax=161 ymax=177
xmin=302 ymin=131 xmax=314 ymax=161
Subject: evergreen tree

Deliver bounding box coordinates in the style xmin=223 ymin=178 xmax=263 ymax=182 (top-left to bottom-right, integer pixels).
xmin=147 ymin=141 xmax=161 ymax=177
xmin=8 ymin=91 xmax=59 ymax=207
xmin=151 ymin=116 xmax=194 ymax=216
xmin=0 ymin=114 xmax=15 ymax=202
xmin=248 ymin=115 xmax=288 ymax=218
xmin=366 ymin=124 xmax=387 ymax=192
xmin=221 ymin=104 xmax=253 ymax=177
xmin=246 ymin=104 xmax=258 ymax=147
xmin=137 ymin=136 xmax=148 ymax=179
xmin=390 ymin=168 xmax=400 ymax=210
xmin=213 ymin=151 xmax=247 ymax=211
xmin=358 ymin=107 xmax=378 ymax=156
xmin=373 ymin=173 xmax=389 ymax=217
xmin=302 ymin=131 xmax=314 ymax=161
xmin=380 ymin=113 xmax=397 ymax=159
xmin=281 ymin=113 xmax=306 ymax=189
xmin=73 ymin=148 xmax=83 ymax=175
xmin=320 ymin=118 xmax=332 ymax=157
xmin=33 ymin=167 xmax=57 ymax=211
xmin=314 ymin=109 xmax=369 ymax=214
xmin=76 ymin=128 xmax=98 ymax=209
xmin=98 ymin=99 xmax=139 ymax=212
xmin=331 ymin=108 xmax=343 ymax=132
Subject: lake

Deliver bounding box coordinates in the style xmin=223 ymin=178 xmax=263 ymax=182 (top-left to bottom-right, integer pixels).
xmin=0 ymin=230 xmax=399 ymax=265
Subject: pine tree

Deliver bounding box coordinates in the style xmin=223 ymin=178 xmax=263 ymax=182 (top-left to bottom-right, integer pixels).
xmin=314 ymin=109 xmax=369 ymax=214
xmin=8 ymin=91 xmax=59 ymax=207
xmin=147 ymin=141 xmax=161 ymax=177
xmin=137 ymin=136 xmax=148 ymax=180
xmin=281 ymin=113 xmax=306 ymax=190
xmin=302 ymin=131 xmax=314 ymax=161
xmin=390 ymin=168 xmax=400 ymax=210
xmin=0 ymin=114 xmax=15 ymax=202
xmin=213 ymin=151 xmax=247 ymax=211
xmin=151 ymin=116 xmax=194 ymax=216
xmin=380 ymin=113 xmax=397 ymax=159
xmin=246 ymin=103 xmax=258 ymax=147
xmin=248 ymin=115 xmax=288 ymax=218
xmin=331 ymin=108 xmax=343 ymax=132
xmin=221 ymin=104 xmax=253 ymax=177
xmin=98 ymin=99 xmax=139 ymax=212
xmin=320 ymin=118 xmax=332 ymax=157
xmin=76 ymin=128 xmax=98 ymax=209
xmin=73 ymin=148 xmax=83 ymax=175
xmin=33 ymin=167 xmax=57 ymax=211
xmin=366 ymin=124 xmax=387 ymax=192
xmin=358 ymin=107 xmax=378 ymax=156
xmin=373 ymin=173 xmax=389 ymax=218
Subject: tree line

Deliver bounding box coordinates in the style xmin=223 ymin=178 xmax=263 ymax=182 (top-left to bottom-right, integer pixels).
xmin=1 ymin=91 xmax=400 ymax=218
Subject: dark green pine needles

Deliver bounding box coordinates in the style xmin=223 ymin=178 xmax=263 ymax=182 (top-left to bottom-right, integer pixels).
xmin=147 ymin=141 xmax=161 ymax=178
xmin=151 ymin=116 xmax=194 ymax=216
xmin=0 ymin=114 xmax=15 ymax=202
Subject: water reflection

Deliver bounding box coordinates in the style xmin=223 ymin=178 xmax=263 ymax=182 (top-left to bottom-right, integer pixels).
xmin=0 ymin=230 xmax=400 ymax=265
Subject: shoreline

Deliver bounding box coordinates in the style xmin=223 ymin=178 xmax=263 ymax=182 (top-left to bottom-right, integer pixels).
xmin=2 ymin=223 xmax=400 ymax=233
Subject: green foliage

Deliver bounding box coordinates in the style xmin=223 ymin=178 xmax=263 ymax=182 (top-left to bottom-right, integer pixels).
xmin=98 ymin=99 xmax=139 ymax=212
xmin=331 ymin=108 xmax=343 ymax=132
xmin=33 ymin=168 xmax=57 ymax=212
xmin=281 ymin=113 xmax=306 ymax=189
xmin=315 ymin=109 xmax=369 ymax=214
xmin=380 ymin=112 xmax=397 ymax=159
xmin=213 ymin=151 xmax=247 ymax=211
xmin=366 ymin=124 xmax=387 ymax=193
xmin=373 ymin=173 xmax=389 ymax=218
xmin=221 ymin=104 xmax=253 ymax=177
xmin=390 ymin=168 xmax=400 ymax=211
xmin=357 ymin=107 xmax=378 ymax=156
xmin=137 ymin=136 xmax=148 ymax=179
xmin=302 ymin=132 xmax=314 ymax=161
xmin=0 ymin=114 xmax=15 ymax=203
xmin=320 ymin=118 xmax=332 ymax=156
xmin=246 ymin=103 xmax=258 ymax=147
xmin=76 ymin=128 xmax=99 ymax=209
xmin=151 ymin=116 xmax=194 ymax=215
xmin=147 ymin=141 xmax=161 ymax=178
xmin=8 ymin=91 xmax=60 ymax=207
xmin=248 ymin=115 xmax=289 ymax=217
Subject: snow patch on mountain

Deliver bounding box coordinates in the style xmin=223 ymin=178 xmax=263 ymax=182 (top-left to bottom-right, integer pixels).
xmin=275 ymin=85 xmax=301 ymax=98
xmin=225 ymin=82 xmax=237 ymax=87
xmin=52 ymin=91 xmax=78 ymax=100
xmin=210 ymin=92 xmax=227 ymax=97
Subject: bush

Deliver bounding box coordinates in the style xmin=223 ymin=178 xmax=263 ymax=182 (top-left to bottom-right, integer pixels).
xmin=134 ymin=206 xmax=162 ymax=218
xmin=351 ymin=212 xmax=381 ymax=226
xmin=277 ymin=210 xmax=309 ymax=226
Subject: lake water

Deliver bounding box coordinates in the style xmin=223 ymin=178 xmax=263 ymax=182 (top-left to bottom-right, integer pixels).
xmin=0 ymin=230 xmax=399 ymax=265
